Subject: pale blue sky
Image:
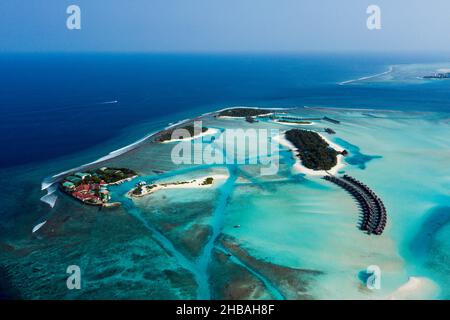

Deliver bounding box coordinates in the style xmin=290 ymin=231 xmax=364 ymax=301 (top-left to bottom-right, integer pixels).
xmin=1 ymin=0 xmax=450 ymax=52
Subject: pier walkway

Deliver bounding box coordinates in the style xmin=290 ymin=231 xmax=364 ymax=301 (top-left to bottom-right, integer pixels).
xmin=323 ymin=174 xmax=387 ymax=235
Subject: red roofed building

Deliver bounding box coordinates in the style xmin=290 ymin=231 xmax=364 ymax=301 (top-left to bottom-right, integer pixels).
xmin=75 ymin=184 xmax=90 ymax=193
xmin=72 ymin=192 xmax=98 ymax=202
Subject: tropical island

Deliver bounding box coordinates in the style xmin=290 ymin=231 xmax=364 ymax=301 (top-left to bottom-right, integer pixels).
xmin=128 ymin=175 xmax=225 ymax=198
xmin=155 ymin=123 xmax=209 ymax=142
xmin=273 ymin=119 xmax=313 ymax=125
xmin=60 ymin=167 xmax=138 ymax=206
xmin=284 ymin=129 xmax=342 ymax=171
xmin=423 ymin=69 xmax=450 ymax=79
xmin=218 ymin=108 xmax=274 ymax=118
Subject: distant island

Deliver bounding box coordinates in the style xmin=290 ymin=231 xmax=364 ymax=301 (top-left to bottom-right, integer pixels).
xmin=156 ymin=123 xmax=209 ymax=142
xmin=285 ymin=129 xmax=341 ymax=171
xmin=273 ymin=119 xmax=312 ymax=125
xmin=218 ymin=108 xmax=274 ymax=118
xmin=60 ymin=167 xmax=138 ymax=206
xmin=423 ymin=69 xmax=450 ymax=79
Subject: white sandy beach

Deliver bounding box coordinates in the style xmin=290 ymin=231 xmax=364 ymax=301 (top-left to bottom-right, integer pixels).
xmin=217 ymin=112 xmax=274 ymax=120
xmin=272 ymin=120 xmax=315 ymax=126
xmin=273 ymin=131 xmax=346 ymax=176
xmin=216 ymin=115 xmax=246 ymax=119
xmin=129 ymin=173 xmax=229 ymax=198
xmin=387 ymin=277 xmax=439 ymax=300
xmin=161 ymin=128 xmax=219 ymax=143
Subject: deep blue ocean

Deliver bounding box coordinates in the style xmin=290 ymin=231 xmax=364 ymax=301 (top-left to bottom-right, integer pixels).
xmin=1 ymin=53 xmax=449 ymax=170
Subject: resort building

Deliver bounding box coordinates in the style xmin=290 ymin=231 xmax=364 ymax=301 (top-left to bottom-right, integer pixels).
xmin=65 ymin=176 xmax=82 ymax=184
xmin=62 ymin=181 xmax=75 ymax=190
xmin=99 ymin=189 xmax=111 ymax=202
xmin=74 ymin=172 xmax=91 ymax=180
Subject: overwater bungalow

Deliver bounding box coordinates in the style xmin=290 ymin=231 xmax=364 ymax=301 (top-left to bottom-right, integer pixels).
xmin=324 ymin=174 xmax=387 ymax=235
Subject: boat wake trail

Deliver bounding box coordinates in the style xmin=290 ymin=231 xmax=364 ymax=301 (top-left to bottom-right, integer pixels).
xmin=97 ymin=100 xmax=118 ymax=105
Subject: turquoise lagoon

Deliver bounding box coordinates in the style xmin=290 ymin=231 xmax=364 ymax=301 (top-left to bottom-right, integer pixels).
xmin=3 ymin=106 xmax=449 ymax=300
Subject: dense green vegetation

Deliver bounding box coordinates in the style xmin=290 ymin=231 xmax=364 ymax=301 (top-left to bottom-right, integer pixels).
xmin=131 ymin=184 xmax=156 ymax=196
xmin=285 ymin=129 xmax=338 ymax=170
xmin=132 ymin=186 xmax=143 ymax=195
xmin=156 ymin=124 xmax=208 ymax=142
xmin=277 ymin=120 xmax=312 ymax=125
xmin=201 ymin=177 xmax=214 ymax=185
xmin=218 ymin=108 xmax=272 ymax=117
xmin=89 ymin=167 xmax=137 ymax=184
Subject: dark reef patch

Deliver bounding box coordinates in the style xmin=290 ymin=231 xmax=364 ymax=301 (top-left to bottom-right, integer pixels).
xmin=0 ymin=265 xmax=20 ymax=299
xmin=209 ymin=250 xmax=272 ymax=300
xmin=219 ymin=235 xmax=323 ymax=299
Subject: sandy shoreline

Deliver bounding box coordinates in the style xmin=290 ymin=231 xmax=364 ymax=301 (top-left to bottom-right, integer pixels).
xmin=387 ymin=276 xmax=439 ymax=300
xmin=272 ymin=120 xmax=315 ymax=126
xmin=273 ymin=131 xmax=346 ymax=176
xmin=217 ymin=112 xmax=273 ymax=120
xmin=128 ymin=173 xmax=229 ymax=198
xmin=160 ymin=128 xmax=219 ymax=143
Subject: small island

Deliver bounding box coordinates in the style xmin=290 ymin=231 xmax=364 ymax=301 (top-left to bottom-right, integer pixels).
xmin=155 ymin=123 xmax=209 ymax=142
xmin=218 ymin=108 xmax=273 ymax=118
xmin=285 ymin=129 xmax=340 ymax=171
xmin=128 ymin=175 xmax=225 ymax=198
xmin=60 ymin=167 xmax=138 ymax=206
xmin=274 ymin=119 xmax=312 ymax=125
xmin=423 ymin=69 xmax=450 ymax=79
xmin=266 ymin=114 xmax=320 ymax=125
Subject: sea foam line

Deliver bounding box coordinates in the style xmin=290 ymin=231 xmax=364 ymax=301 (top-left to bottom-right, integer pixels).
xmin=339 ymin=66 xmax=393 ymax=85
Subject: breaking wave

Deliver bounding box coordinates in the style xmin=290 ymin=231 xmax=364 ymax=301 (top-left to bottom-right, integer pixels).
xmin=39 ymin=183 xmax=59 ymax=208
